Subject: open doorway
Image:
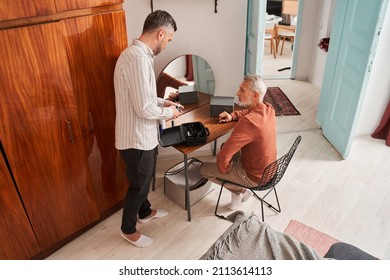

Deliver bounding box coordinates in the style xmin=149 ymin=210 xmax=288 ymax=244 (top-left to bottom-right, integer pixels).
xmin=263 ymin=0 xmax=299 ymax=79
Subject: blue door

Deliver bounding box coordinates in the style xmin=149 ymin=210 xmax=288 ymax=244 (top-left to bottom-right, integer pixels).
xmin=317 ymin=0 xmax=388 ymax=158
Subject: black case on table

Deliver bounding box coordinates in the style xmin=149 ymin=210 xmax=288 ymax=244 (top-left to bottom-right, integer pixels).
xmin=159 ymin=121 xmax=209 ymax=147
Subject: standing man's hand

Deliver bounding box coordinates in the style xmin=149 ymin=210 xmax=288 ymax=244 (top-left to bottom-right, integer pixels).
xmin=163 ymin=100 xmax=183 ymax=110
xmin=164 ymin=100 xmax=183 ymax=119
xmin=170 ymin=105 xmax=182 ymax=119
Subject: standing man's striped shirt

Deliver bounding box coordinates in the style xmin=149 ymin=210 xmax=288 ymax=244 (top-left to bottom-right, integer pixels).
xmin=114 ymin=39 xmax=174 ymax=150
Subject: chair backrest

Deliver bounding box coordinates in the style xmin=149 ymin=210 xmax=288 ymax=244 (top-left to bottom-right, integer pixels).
xmin=265 ymin=21 xmax=276 ymax=30
xmin=265 ymin=22 xmax=277 ymax=36
xmin=257 ymin=136 xmax=301 ymax=190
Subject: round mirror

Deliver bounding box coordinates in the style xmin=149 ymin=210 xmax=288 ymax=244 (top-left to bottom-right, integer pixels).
xmin=156 ymin=54 xmax=215 ymax=100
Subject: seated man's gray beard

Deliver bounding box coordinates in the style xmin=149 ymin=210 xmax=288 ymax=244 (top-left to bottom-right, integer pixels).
xmin=237 ymin=100 xmax=252 ymax=108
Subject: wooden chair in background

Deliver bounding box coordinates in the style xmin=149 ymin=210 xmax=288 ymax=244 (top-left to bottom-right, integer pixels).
xmin=264 ymin=22 xmax=278 ymax=59
xmin=278 ymin=25 xmax=295 ymax=55
xmin=278 ymin=0 xmax=298 ymax=55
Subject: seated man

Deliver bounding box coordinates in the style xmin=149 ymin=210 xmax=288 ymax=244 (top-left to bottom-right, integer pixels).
xmin=200 ymin=75 xmax=277 ymax=210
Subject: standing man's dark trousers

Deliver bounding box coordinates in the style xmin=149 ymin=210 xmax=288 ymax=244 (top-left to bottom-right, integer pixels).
xmin=119 ymin=146 xmax=157 ymax=234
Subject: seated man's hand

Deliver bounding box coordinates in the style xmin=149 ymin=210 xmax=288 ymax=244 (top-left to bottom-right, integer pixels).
xmin=219 ymin=111 xmax=232 ymax=123
xmin=168 ymin=91 xmax=179 ymax=102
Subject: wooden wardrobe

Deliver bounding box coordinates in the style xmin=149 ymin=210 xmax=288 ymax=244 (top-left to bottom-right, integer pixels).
xmin=0 ymin=0 xmax=128 ymax=259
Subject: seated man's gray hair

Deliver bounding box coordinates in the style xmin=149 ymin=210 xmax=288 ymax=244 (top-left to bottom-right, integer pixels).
xmin=243 ymin=74 xmax=267 ymax=101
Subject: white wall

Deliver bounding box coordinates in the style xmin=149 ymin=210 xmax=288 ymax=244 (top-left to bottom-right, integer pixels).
xmin=293 ymin=0 xmax=333 ymax=86
xmin=307 ymin=0 xmax=334 ymax=88
xmin=294 ymin=0 xmax=318 ymax=81
xmin=123 ymin=0 xmax=247 ymax=98
xmin=356 ymin=2 xmax=390 ymax=135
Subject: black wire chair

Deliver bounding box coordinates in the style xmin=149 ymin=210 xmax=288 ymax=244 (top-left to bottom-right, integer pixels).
xmin=215 ymin=136 xmax=302 ymax=222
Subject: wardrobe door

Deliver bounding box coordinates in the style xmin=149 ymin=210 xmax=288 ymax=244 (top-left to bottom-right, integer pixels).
xmin=62 ymin=11 xmax=128 ymax=215
xmin=0 ymin=0 xmax=56 ymax=21
xmin=0 ymin=147 xmax=41 ymax=260
xmin=0 ymin=22 xmax=100 ymax=253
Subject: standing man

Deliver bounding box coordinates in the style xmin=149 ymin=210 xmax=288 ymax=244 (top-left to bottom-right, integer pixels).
xmin=201 ymin=75 xmax=277 ymax=210
xmin=114 ymin=10 xmax=182 ymax=248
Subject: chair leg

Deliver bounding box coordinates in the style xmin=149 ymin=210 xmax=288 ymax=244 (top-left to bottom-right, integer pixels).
xmin=271 ymin=38 xmax=276 ymax=59
xmin=251 ymin=191 xmax=266 ymax=222
xmin=251 ymin=187 xmax=281 ymax=222
xmin=280 ymin=37 xmax=286 ymax=55
xmin=260 ymin=200 xmax=265 ymax=222
xmin=272 ymin=188 xmax=281 ymax=213
xmin=261 ymin=188 xmax=281 ymax=213
xmin=214 ymin=185 xmax=227 ymax=220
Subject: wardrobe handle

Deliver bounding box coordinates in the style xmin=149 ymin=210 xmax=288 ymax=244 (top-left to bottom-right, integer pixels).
xmin=88 ymin=112 xmax=94 ymax=132
xmin=65 ymin=120 xmax=75 ymax=144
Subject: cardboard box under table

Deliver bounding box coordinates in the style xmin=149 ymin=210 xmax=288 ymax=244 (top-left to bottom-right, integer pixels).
xmin=164 ymin=158 xmax=214 ymax=209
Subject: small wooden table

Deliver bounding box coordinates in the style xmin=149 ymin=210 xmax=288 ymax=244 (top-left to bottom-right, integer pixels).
xmin=164 ymin=92 xmax=239 ymax=221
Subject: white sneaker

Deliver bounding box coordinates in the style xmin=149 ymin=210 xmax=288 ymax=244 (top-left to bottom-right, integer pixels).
xmin=227 ymin=193 xmax=243 ymax=210
xmin=138 ymin=209 xmax=168 ymax=224
xmin=121 ymin=233 xmax=153 ymax=248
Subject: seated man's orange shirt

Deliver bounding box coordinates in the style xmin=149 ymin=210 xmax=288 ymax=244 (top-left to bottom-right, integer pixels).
xmin=216 ymin=102 xmax=277 ymax=184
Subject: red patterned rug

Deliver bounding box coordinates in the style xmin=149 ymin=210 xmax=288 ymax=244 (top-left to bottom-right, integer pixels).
xmin=264 ymin=87 xmax=300 ymax=116
xmin=284 ymin=220 xmax=339 ymax=256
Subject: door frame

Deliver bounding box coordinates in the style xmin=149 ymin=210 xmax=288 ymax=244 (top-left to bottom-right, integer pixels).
xmin=245 ymin=0 xmax=266 ymax=75
xmin=245 ymin=0 xmax=302 ymax=78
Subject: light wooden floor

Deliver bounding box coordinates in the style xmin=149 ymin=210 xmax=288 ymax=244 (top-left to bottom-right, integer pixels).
xmin=263 ymin=38 xmax=293 ymax=79
xmin=47 ymin=79 xmax=390 ymax=260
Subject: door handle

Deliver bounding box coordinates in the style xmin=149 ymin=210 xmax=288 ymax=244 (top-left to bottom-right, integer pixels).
xmin=65 ymin=120 xmax=75 ymax=144
xmin=88 ymin=111 xmax=94 ymax=132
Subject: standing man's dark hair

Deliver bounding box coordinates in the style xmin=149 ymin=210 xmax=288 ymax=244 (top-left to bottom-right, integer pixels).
xmin=138 ymin=10 xmax=177 ymax=56
xmin=142 ymin=10 xmax=177 ymax=33
xmin=114 ymin=10 xmax=182 ymax=248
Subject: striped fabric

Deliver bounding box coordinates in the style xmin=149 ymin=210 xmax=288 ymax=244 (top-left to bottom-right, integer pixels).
xmin=114 ymin=39 xmax=173 ymax=150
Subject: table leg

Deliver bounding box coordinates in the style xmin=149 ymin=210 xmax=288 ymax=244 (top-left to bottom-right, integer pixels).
xmin=213 ymin=139 xmax=217 ymax=156
xmin=183 ymin=154 xmax=191 ymax=221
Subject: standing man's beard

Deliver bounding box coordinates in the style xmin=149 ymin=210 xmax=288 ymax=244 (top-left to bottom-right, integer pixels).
xmin=154 ymin=42 xmax=163 ymax=55
xmin=154 ymin=47 xmax=162 ymax=55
